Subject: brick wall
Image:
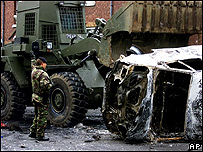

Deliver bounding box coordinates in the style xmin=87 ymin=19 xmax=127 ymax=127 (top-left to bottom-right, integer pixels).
xmin=1 ymin=1 xmax=16 ymax=44
xmin=85 ymin=1 xmax=126 ymax=27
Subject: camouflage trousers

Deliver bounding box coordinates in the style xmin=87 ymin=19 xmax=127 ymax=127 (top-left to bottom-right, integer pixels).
xmin=29 ymin=100 xmax=48 ymax=138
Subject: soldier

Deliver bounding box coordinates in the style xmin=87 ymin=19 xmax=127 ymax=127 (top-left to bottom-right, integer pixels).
xmin=29 ymin=57 xmax=53 ymax=141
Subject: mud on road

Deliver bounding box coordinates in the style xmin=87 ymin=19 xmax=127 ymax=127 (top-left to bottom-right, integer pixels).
xmin=1 ymin=107 xmax=202 ymax=151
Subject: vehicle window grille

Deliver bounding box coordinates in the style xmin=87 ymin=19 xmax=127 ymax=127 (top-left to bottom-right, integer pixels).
xmin=42 ymin=25 xmax=58 ymax=49
xmin=24 ymin=13 xmax=35 ymax=36
xmin=59 ymin=7 xmax=85 ymax=34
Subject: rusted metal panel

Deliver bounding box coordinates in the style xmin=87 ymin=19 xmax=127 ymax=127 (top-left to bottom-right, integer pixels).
xmin=98 ymin=1 xmax=202 ymax=68
xmin=132 ymin=1 xmax=202 ymax=34
xmin=104 ymin=1 xmax=202 ymax=36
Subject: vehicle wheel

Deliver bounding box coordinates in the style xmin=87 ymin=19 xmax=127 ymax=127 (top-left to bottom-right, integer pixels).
xmin=1 ymin=72 xmax=26 ymax=120
xmin=48 ymin=72 xmax=88 ymax=127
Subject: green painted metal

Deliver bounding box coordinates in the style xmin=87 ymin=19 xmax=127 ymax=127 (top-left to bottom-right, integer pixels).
xmin=1 ymin=1 xmax=104 ymax=110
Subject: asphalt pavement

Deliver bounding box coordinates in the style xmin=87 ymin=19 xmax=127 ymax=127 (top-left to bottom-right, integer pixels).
xmin=1 ymin=107 xmax=202 ymax=151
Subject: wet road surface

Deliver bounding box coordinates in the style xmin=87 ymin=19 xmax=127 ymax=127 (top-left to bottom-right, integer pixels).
xmin=1 ymin=107 xmax=202 ymax=151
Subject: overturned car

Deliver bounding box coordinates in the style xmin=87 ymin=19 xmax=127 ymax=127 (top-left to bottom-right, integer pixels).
xmin=102 ymin=45 xmax=202 ymax=142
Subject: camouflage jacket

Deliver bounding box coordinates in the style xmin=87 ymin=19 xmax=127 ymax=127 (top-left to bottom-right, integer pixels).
xmin=31 ymin=65 xmax=52 ymax=103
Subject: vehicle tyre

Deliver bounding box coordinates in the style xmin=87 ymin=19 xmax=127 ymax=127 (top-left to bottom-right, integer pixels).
xmin=1 ymin=72 xmax=26 ymax=120
xmin=48 ymin=72 xmax=88 ymax=127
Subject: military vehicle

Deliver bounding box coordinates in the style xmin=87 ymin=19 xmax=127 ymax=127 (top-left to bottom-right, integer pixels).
xmin=1 ymin=1 xmax=109 ymax=127
xmin=100 ymin=1 xmax=202 ymax=142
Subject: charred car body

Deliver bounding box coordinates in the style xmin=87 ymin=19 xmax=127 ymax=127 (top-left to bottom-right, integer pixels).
xmin=102 ymin=45 xmax=202 ymax=142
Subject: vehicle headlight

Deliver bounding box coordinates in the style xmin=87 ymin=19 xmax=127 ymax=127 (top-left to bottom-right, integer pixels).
xmin=47 ymin=42 xmax=53 ymax=50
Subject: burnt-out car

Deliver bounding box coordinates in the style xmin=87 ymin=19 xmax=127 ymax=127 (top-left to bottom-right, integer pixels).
xmin=102 ymin=45 xmax=202 ymax=142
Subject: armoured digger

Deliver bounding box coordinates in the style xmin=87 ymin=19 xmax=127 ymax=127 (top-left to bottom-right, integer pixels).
xmin=1 ymin=1 xmax=108 ymax=127
xmin=1 ymin=1 xmax=202 ymax=138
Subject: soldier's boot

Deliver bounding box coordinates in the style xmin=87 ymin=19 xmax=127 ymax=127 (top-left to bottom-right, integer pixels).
xmin=29 ymin=132 xmax=36 ymax=138
xmin=36 ymin=136 xmax=49 ymax=141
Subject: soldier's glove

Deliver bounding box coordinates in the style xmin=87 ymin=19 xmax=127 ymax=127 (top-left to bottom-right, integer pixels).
xmin=30 ymin=51 xmax=36 ymax=60
xmin=49 ymin=78 xmax=55 ymax=89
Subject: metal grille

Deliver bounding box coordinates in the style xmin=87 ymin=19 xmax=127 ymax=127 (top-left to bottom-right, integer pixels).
xmin=59 ymin=7 xmax=85 ymax=34
xmin=24 ymin=13 xmax=35 ymax=36
xmin=41 ymin=25 xmax=58 ymax=49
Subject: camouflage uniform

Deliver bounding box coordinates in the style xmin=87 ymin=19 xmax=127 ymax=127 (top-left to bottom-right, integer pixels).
xmin=30 ymin=62 xmax=52 ymax=138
